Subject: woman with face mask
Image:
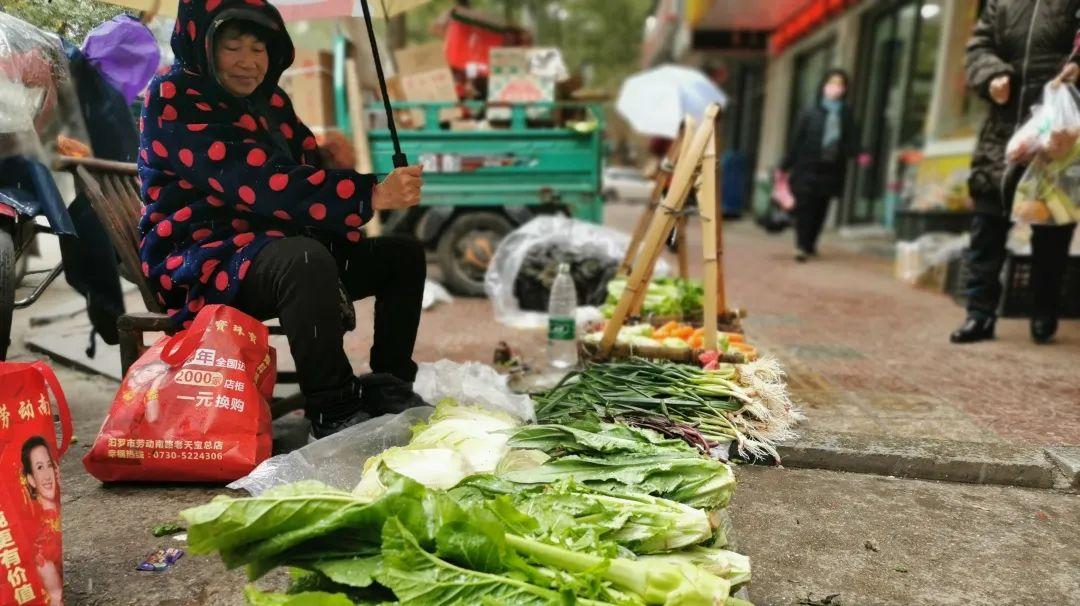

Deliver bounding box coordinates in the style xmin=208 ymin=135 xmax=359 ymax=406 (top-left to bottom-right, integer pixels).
xmin=780 ymin=69 xmax=859 ymax=261
xmin=138 ymin=0 xmax=428 ymax=441
xmin=21 ymin=436 xmax=63 ymax=606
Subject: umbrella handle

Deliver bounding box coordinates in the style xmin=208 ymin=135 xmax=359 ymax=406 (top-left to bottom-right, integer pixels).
xmin=359 ymin=0 xmax=409 ymax=169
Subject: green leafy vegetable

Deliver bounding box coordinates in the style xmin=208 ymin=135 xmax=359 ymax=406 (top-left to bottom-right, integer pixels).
xmin=375 ymin=518 xmax=573 ymax=606
xmin=500 ymin=423 xmax=735 ymax=510
xmin=637 ymin=547 xmax=751 ymax=588
xmin=243 ymin=585 xmax=353 ymax=606
xmin=452 ymin=476 xmax=714 ymax=554
xmin=505 ymin=533 xmax=730 ymax=605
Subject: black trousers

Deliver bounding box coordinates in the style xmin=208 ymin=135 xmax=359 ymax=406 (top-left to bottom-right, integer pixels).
xmin=235 ymin=235 xmax=426 ymax=414
xmin=965 ymin=213 xmax=1074 ymax=319
xmin=794 ymin=192 xmax=831 ymax=254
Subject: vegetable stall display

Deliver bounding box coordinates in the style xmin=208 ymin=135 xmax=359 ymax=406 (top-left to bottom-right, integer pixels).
xmin=182 ymin=397 xmax=762 ymax=605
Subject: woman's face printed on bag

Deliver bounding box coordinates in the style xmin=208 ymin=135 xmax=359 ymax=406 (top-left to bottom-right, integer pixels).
xmin=24 ymin=441 xmax=58 ymax=505
xmin=214 ymin=25 xmax=269 ymax=98
xmin=131 ymin=361 xmax=168 ymax=388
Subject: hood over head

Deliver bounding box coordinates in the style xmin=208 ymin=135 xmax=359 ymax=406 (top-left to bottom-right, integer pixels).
xmin=170 ymin=0 xmax=294 ymax=98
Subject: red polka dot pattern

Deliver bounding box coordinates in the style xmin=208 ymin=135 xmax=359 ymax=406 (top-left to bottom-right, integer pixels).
xmin=307 ymin=170 xmax=326 ymax=185
xmin=208 ymin=141 xmax=226 ymax=161
xmin=208 ymin=178 xmax=224 ymax=193
xmin=309 ymin=203 xmax=327 ymax=220
xmin=160 ymin=81 xmax=176 ymax=99
xmin=336 ymin=179 xmax=355 ymax=199
xmin=238 ymin=186 xmax=256 ymax=204
xmin=269 ymin=174 xmax=289 ymax=191
xmin=179 ymin=148 xmax=194 ymax=167
xmin=152 ymin=140 xmax=168 ymax=158
xmin=246 ymin=148 xmax=267 ymax=167
xmin=173 ymin=207 xmax=192 ymax=222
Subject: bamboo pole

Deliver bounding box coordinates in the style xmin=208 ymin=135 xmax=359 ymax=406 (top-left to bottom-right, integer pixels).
xmin=675 ymin=214 xmax=689 ymax=279
xmin=598 ymin=105 xmax=721 ymax=358
xmin=698 ymin=127 xmax=719 ymax=351
xmin=711 ymin=110 xmax=727 ymax=316
xmin=617 ymin=124 xmax=687 ymax=277
xmin=628 ymin=116 xmax=698 ymax=315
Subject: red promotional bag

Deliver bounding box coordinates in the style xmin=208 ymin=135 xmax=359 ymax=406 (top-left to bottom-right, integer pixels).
xmin=0 ymin=361 xmax=73 ymax=606
xmin=83 ymin=305 xmax=276 ymax=483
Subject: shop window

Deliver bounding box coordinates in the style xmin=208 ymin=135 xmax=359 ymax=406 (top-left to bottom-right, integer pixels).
xmin=788 ymin=39 xmax=835 ymax=133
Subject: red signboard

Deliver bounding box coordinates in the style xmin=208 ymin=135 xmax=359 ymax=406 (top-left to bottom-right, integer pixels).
xmin=770 ymin=0 xmax=863 ymax=54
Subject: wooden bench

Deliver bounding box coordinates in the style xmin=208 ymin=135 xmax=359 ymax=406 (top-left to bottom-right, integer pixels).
xmin=54 ymin=156 xmax=324 ymax=417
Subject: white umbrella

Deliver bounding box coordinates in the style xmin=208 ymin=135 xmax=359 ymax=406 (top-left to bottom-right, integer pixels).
xmin=616 ymin=64 xmax=728 ymax=139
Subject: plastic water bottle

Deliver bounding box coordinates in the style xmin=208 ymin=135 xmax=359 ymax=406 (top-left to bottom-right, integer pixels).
xmin=547 ymin=262 xmax=578 ymax=370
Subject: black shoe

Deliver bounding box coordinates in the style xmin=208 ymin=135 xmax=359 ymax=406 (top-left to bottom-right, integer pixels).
xmin=950 ymin=316 xmax=996 ymax=344
xmin=308 ymin=407 xmax=372 ymax=442
xmin=358 ymin=372 xmax=429 ymax=416
xmin=1030 ymin=316 xmax=1058 ymax=344
xmin=307 ymin=378 xmax=370 ymax=442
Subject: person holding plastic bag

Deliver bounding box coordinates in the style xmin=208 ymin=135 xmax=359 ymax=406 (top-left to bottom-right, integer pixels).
xmin=954 ymin=1 xmax=1079 ymax=344
xmin=137 ymin=0 xmax=427 ymax=441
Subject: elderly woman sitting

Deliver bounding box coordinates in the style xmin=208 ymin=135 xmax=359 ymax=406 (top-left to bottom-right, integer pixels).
xmin=137 ymin=0 xmax=425 ymax=439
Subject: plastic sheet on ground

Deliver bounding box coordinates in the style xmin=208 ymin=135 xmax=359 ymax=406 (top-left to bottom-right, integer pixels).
xmin=485 ymin=215 xmax=668 ymax=329
xmin=413 ymin=359 xmax=535 ymax=422
xmin=228 ymin=360 xmax=534 ymax=495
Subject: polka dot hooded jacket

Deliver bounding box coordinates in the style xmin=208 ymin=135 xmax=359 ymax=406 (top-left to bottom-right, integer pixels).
xmin=138 ymin=0 xmax=374 ymax=328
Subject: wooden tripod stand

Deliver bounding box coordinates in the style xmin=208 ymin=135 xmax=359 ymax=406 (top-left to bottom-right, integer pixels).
xmin=597 ymin=103 xmax=726 ymax=359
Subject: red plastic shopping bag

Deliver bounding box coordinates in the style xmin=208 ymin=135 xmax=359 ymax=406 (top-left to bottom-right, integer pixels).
xmin=83 ymin=305 xmax=276 ymax=483
xmin=0 ymin=361 xmax=73 ymax=606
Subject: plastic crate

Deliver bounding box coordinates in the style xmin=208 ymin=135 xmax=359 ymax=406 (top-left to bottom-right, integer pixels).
xmin=947 ymin=250 xmax=1080 ymax=318
xmin=894 ymin=209 xmax=973 ymax=241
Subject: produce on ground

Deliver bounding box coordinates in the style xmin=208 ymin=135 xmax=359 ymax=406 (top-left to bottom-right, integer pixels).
xmin=503 ymin=422 xmax=737 ymax=510
xmin=353 ymin=401 xmax=519 ymax=500
xmin=582 ymin=322 xmax=755 ymax=358
xmin=601 ymin=278 xmax=704 ymax=319
xmin=183 ymin=381 xmax=760 ymax=605
xmin=534 ymin=359 xmax=802 ymax=461
xmin=183 ymin=469 xmax=749 ymax=605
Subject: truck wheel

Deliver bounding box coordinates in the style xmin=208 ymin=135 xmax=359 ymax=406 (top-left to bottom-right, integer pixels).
xmin=437 ymin=212 xmax=513 ymax=297
xmin=0 ymin=229 xmax=16 ymax=361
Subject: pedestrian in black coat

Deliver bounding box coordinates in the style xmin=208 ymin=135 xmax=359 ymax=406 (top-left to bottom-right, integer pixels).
xmin=953 ymin=0 xmax=1080 ymax=344
xmin=781 ymin=68 xmax=859 ymax=261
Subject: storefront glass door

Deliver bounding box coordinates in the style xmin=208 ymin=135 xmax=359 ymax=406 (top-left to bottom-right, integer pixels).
xmin=845 ymin=0 xmax=943 ymax=225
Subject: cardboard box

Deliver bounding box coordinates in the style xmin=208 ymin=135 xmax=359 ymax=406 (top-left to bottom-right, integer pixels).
xmin=280 ymin=50 xmax=336 ymax=129
xmin=394 ymin=42 xmax=460 ymax=126
xmin=488 ymin=47 xmax=566 ymax=103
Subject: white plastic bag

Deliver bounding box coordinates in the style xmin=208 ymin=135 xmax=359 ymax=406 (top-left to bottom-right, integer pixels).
xmin=895 ymin=232 xmax=969 ymax=286
xmin=485 ymin=215 xmax=669 ymax=328
xmin=1006 ymin=83 xmax=1080 ymax=164
xmin=422 ymin=279 xmax=453 ymax=310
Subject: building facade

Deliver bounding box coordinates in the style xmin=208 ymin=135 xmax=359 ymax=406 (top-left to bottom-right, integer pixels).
xmin=688 ymin=0 xmax=986 ymax=230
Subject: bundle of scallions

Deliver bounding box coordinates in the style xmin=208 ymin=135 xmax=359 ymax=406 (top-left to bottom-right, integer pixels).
xmin=534 ymin=357 xmax=803 ymax=461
